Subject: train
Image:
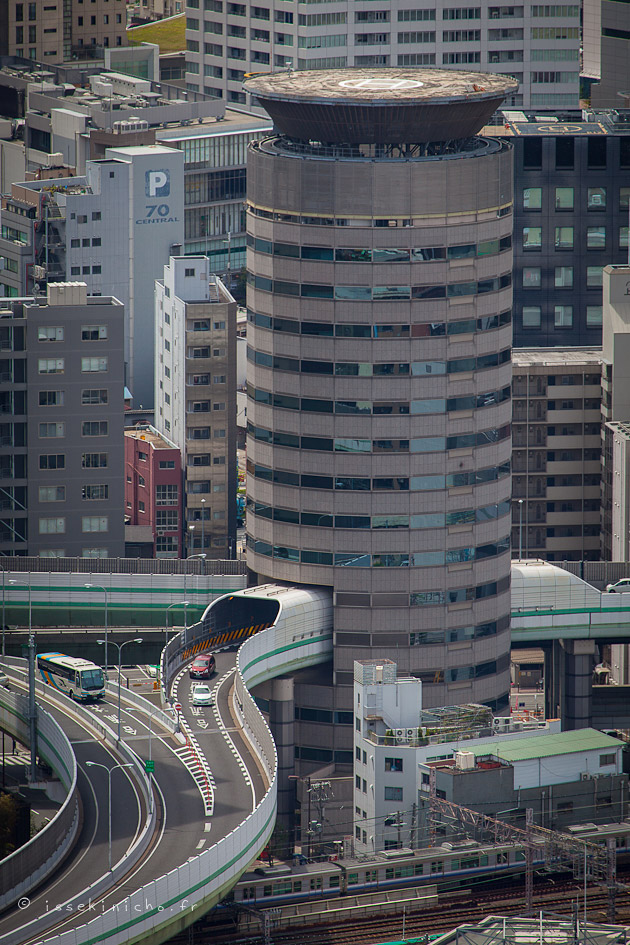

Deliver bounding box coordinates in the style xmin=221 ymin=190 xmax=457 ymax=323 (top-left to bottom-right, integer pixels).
xmin=221 ymin=821 xmax=630 ymax=909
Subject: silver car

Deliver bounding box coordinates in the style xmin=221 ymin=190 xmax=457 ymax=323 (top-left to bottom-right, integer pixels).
xmin=192 ymin=683 xmax=214 ymax=706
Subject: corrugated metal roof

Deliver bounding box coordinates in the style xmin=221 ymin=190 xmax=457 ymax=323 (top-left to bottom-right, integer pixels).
xmin=472 ymin=728 xmax=623 ymax=762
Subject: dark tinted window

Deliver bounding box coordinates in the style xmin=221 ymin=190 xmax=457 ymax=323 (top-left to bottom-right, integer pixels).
xmin=523 ymin=138 xmax=542 ymax=168
xmin=587 ymin=137 xmax=606 ymax=168
xmin=555 ymin=136 xmax=574 ymax=169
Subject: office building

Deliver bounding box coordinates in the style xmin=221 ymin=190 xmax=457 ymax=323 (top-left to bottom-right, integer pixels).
xmin=0 ymin=58 xmax=265 ymax=285
xmin=0 ymin=143 xmax=184 ymax=407
xmin=184 ymin=1 xmax=580 ymax=110
xmin=154 ymin=255 xmax=237 ymax=557
xmin=245 ymin=68 xmax=515 ymax=726
xmin=583 ymin=0 xmax=630 ymax=110
xmin=124 ymin=424 xmax=183 ymax=558
xmin=600 ymin=265 xmax=630 ymax=561
xmin=0 ymin=281 xmax=124 ymax=557
xmin=0 ymin=0 xmax=128 ymax=64
xmin=506 ymin=110 xmax=630 ymax=348
xmin=512 ymin=349 xmax=602 ymax=562
xmin=156 ymin=112 xmax=271 ymax=272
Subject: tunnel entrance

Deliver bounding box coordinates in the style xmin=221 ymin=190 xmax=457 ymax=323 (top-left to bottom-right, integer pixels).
xmin=199 ymin=594 xmax=281 ymax=648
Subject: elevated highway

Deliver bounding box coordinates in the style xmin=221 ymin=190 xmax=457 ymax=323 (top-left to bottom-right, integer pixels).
xmin=3 ymin=583 xmax=332 ymax=945
xmin=5 ymin=562 xmax=628 ymax=944
xmin=512 ymin=561 xmax=630 ymax=729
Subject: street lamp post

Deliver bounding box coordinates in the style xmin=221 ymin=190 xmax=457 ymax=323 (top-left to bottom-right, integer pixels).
xmin=85 ymin=761 xmax=133 ymax=870
xmin=84 ymin=583 xmax=108 ymax=678
xmin=165 ymin=601 xmax=190 ymax=649
xmin=518 ymin=499 xmax=524 ymax=560
xmin=188 ymin=524 xmax=195 ymax=555
xmin=183 ymin=554 xmax=206 ymax=643
xmin=223 ymin=231 xmax=231 ymax=286
xmin=9 ymin=577 xmax=36 ymax=781
xmin=201 ymin=498 xmax=206 ymax=557
xmin=97 ymin=637 xmax=142 ymax=741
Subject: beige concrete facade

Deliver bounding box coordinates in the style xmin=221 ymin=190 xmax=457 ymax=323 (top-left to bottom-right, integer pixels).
xmin=1 ymin=0 xmax=127 ymax=63
xmin=601 ymin=266 xmax=630 ymax=561
xmin=155 ymin=256 xmax=238 ymax=558
xmin=246 ymin=131 xmax=513 ymax=711
xmin=512 ymin=349 xmax=603 ymax=563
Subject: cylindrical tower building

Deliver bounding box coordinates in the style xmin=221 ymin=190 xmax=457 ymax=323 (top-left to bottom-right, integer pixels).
xmin=244 ymin=69 xmax=516 ymax=733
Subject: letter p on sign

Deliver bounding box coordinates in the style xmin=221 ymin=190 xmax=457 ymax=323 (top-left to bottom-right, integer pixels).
xmin=145 ymin=169 xmax=170 ymax=198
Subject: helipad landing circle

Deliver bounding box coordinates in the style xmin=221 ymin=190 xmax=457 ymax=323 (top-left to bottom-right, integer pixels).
xmin=338 ymin=77 xmax=424 ymax=91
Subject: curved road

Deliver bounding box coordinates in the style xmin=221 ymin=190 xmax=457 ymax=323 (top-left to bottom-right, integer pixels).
xmin=2 ymin=649 xmax=257 ymax=944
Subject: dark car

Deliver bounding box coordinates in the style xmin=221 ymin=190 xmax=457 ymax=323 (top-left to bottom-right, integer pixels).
xmin=189 ymin=654 xmax=216 ymax=679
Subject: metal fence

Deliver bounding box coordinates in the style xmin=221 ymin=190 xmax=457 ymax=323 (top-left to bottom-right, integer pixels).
xmin=0 ymin=557 xmax=247 ymax=576
xmin=559 ymin=561 xmax=630 ymax=587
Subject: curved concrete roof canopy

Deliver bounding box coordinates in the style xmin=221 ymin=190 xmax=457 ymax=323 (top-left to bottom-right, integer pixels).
xmin=511 ymin=559 xmax=602 ymax=612
xmin=243 ymin=68 xmax=519 ymax=145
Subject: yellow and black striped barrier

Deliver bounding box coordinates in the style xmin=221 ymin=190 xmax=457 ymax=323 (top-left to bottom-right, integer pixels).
xmin=181 ymin=623 xmax=271 ymax=662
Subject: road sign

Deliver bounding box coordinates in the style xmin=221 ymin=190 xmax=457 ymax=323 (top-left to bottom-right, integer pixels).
xmin=174 ymin=703 xmax=182 ymax=711
xmin=145 ymin=760 xmax=155 ymax=773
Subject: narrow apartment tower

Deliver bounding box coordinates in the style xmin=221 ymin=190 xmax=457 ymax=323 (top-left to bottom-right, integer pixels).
xmin=245 ymin=69 xmax=516 ymax=719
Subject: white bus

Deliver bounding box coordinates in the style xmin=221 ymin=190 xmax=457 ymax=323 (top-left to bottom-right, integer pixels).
xmin=37 ymin=652 xmax=105 ymax=701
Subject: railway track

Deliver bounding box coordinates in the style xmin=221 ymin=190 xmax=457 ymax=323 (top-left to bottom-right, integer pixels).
xmin=187 ymin=877 xmax=630 ymax=945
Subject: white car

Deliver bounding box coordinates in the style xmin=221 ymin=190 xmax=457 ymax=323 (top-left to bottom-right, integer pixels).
xmin=605 ymin=579 xmax=630 ymax=593
xmin=192 ymin=683 xmax=214 ymax=706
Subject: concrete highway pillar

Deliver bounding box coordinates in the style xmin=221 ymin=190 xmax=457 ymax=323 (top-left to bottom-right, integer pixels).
xmin=545 ymin=641 xmax=563 ymax=721
xmin=562 ymin=639 xmax=595 ymax=730
xmin=268 ymin=676 xmax=295 ymax=846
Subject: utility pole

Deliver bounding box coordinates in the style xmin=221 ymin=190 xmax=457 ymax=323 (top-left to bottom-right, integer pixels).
xmin=28 ymin=631 xmax=37 ymax=783
xmin=409 ymin=801 xmax=417 ymax=849
xmin=607 ymin=836 xmax=617 ymax=922
xmin=525 ymin=807 xmax=533 ymax=916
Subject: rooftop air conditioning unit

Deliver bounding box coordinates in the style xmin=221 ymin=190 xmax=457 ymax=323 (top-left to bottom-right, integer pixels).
xmin=455 ymin=751 xmax=475 ymax=770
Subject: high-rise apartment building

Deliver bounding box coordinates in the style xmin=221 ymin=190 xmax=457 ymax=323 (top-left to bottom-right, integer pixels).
xmin=185 ymin=1 xmax=580 ymax=110
xmin=154 ymin=255 xmax=237 ymax=557
xmin=0 ymin=281 xmax=124 ymax=557
xmin=245 ymin=69 xmax=515 ymax=721
xmin=0 ymin=0 xmax=128 ymax=62
xmin=512 ymin=349 xmax=602 ymax=563
xmin=0 ymin=144 xmax=184 ymax=407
